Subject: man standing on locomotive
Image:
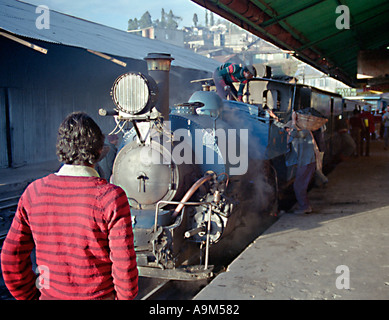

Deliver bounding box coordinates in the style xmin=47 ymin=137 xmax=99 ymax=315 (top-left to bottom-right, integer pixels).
xmin=213 ymin=63 xmax=257 ymax=101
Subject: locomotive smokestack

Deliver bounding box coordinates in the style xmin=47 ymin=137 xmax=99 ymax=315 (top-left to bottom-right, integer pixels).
xmin=144 ymin=53 xmax=174 ymax=121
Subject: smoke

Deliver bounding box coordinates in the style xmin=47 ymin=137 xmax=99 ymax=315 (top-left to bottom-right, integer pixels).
xmin=201 ymin=101 xmax=280 ymax=266
xmin=169 ymin=67 xmax=212 ymax=106
xmin=208 ymin=157 xmax=278 ymax=267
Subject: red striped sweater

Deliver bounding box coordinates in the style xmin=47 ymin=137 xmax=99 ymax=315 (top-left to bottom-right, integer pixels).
xmin=1 ymin=173 xmax=138 ymax=300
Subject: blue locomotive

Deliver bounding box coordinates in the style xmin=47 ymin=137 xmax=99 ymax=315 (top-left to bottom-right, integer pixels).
xmin=100 ymin=54 xmax=359 ymax=280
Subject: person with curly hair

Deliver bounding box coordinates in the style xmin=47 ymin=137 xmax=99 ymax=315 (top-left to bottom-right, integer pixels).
xmin=1 ymin=111 xmax=138 ymax=300
xmin=56 ymin=111 xmax=105 ymax=166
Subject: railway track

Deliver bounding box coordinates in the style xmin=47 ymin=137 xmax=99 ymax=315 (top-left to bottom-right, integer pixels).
xmin=0 ymin=193 xmax=20 ymax=247
xmin=0 ymin=194 xmax=19 ymax=212
xmin=136 ymin=277 xmax=211 ymax=300
xmin=0 ymin=193 xmax=20 ymax=300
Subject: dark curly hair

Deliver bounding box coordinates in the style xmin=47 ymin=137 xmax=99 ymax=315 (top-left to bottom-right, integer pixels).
xmin=56 ymin=112 xmax=104 ymax=165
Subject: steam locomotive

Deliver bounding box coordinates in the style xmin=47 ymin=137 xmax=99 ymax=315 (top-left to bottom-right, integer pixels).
xmin=100 ymin=54 xmax=360 ymax=280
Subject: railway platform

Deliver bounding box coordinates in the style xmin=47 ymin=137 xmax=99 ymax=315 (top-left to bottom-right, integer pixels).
xmin=195 ymin=139 xmax=389 ymax=300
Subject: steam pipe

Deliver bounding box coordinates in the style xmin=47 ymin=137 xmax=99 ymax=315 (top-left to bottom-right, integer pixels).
xmin=171 ymin=174 xmax=213 ymax=219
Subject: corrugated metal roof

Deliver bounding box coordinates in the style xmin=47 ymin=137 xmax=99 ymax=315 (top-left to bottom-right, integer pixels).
xmin=0 ymin=0 xmax=220 ymax=72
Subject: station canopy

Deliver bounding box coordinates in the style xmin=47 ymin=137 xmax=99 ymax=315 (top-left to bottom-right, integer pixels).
xmin=192 ymin=0 xmax=389 ymax=88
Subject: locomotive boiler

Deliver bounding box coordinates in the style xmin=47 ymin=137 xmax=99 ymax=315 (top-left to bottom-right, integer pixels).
xmin=100 ymin=53 xmax=353 ymax=280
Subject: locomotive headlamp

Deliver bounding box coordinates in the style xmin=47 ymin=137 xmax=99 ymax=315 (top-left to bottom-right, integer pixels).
xmin=111 ymin=72 xmax=158 ymax=115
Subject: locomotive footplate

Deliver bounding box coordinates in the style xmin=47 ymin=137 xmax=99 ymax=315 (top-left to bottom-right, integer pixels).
xmin=138 ymin=265 xmax=214 ymax=281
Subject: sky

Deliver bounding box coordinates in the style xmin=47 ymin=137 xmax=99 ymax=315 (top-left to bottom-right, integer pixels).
xmin=24 ymin=0 xmax=209 ymax=30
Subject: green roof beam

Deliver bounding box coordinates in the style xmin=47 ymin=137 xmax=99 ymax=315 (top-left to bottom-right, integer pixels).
xmin=260 ymin=0 xmax=327 ymax=28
